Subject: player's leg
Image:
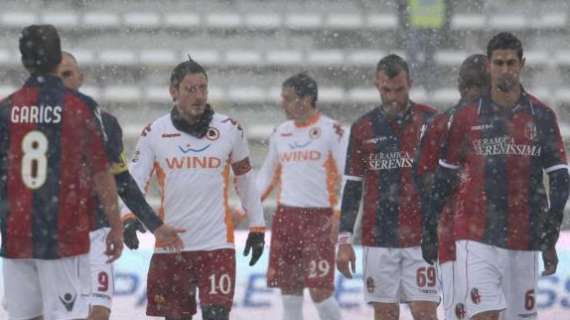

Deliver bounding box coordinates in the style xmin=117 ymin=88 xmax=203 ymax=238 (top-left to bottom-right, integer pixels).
xmin=401 ymin=247 xmax=439 ymax=320
xmin=36 ymin=254 xmax=91 ymax=320
xmin=197 ymin=249 xmax=235 ymax=320
xmin=457 ymin=241 xmax=506 ymax=320
xmin=2 ymin=258 xmax=44 ymax=319
xmin=501 ymin=250 xmax=539 ymax=320
xmin=439 ymin=260 xmax=467 ymax=320
xmin=267 ymin=206 xmax=305 ymax=320
xmin=87 ymin=228 xmax=113 ymax=320
xmin=306 ymin=208 xmax=341 ymax=320
xmin=363 ymin=246 xmax=402 ymax=320
xmin=146 ymin=252 xmax=197 ymax=319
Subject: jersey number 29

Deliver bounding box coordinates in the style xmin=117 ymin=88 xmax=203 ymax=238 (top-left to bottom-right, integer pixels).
xmin=21 ymin=131 xmax=48 ymax=189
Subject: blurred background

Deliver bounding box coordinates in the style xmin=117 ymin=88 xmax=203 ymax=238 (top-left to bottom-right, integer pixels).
xmin=1 ymin=0 xmax=570 ymax=228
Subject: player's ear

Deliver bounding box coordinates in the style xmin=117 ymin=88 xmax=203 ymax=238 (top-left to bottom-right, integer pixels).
xmin=169 ymin=85 xmax=178 ymax=102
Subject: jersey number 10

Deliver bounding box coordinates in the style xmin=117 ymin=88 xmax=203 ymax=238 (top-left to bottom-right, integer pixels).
xmin=21 ymin=131 xmax=48 ymax=190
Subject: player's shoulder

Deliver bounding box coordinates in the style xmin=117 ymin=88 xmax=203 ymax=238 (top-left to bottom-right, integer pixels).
xmin=525 ymin=92 xmax=555 ymax=116
xmin=212 ymin=112 xmax=243 ymax=130
xmin=68 ymin=89 xmax=99 ymax=111
xmin=138 ymin=113 xmax=171 ymax=138
xmin=351 ymin=107 xmax=378 ymax=129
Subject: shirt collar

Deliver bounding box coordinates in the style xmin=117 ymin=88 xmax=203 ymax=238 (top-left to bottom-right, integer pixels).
xmin=25 ymin=74 xmax=64 ymax=88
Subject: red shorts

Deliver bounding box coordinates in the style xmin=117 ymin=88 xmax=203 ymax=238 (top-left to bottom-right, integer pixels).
xmin=146 ymin=249 xmax=235 ymax=318
xmin=267 ymin=205 xmax=336 ymax=290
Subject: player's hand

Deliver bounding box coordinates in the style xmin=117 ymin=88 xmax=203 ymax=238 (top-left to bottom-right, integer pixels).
xmin=336 ymin=244 xmax=356 ymax=278
xmin=123 ymin=218 xmax=146 ymax=250
xmin=243 ymin=232 xmax=265 ymax=266
xmin=542 ymin=246 xmax=558 ymax=276
xmin=105 ymin=227 xmax=124 ymax=263
xmin=421 ymin=227 xmax=438 ymax=265
xmin=154 ymin=224 xmax=186 ymax=252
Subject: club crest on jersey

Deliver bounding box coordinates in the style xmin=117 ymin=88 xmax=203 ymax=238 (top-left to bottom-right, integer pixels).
xmin=309 ymin=127 xmax=321 ymax=140
xmin=206 ymin=127 xmax=220 ymax=141
xmin=525 ymin=123 xmax=537 ymax=140
xmin=471 ymin=288 xmax=481 ymax=304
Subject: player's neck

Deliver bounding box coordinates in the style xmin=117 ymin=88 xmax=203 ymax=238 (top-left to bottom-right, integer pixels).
xmin=491 ymin=85 xmax=521 ymax=109
xmin=294 ymin=109 xmax=319 ymax=127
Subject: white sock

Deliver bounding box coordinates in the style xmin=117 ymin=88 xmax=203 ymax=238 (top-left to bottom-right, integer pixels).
xmin=282 ymin=294 xmax=304 ymax=320
xmin=314 ymin=296 xmax=341 ymax=320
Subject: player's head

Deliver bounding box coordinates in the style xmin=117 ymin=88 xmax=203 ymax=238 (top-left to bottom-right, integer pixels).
xmin=57 ymin=51 xmax=84 ymax=90
xmin=19 ymin=24 xmax=62 ymax=75
xmin=486 ymin=32 xmax=525 ymax=93
xmin=281 ymin=72 xmax=318 ymax=121
xmin=169 ymin=57 xmax=209 ymax=118
xmin=375 ymin=54 xmax=412 ymax=116
xmin=458 ymin=54 xmax=489 ymax=103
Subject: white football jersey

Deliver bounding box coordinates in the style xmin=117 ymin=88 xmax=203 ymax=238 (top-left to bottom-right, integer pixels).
xmin=257 ymin=112 xmax=347 ymax=208
xmin=128 ymin=112 xmax=265 ymax=252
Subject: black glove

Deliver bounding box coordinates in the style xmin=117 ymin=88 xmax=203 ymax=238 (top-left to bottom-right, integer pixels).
xmin=243 ymin=232 xmax=264 ymax=266
xmin=123 ymin=218 xmax=146 ymax=250
xmin=421 ymin=227 xmax=438 ymax=265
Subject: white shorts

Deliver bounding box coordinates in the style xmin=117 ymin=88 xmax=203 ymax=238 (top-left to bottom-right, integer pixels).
xmin=439 ymin=261 xmax=467 ymax=320
xmin=2 ymin=255 xmax=90 ymax=320
xmin=455 ymin=240 xmax=539 ymax=319
xmin=362 ymin=246 xmax=440 ymax=304
xmin=89 ymin=227 xmax=114 ymax=310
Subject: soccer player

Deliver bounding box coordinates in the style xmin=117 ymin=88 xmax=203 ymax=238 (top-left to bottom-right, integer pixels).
xmin=336 ymin=54 xmax=439 ymax=320
xmin=128 ymin=58 xmax=266 ymax=320
xmin=257 ymin=73 xmax=344 ymax=320
xmin=423 ymin=32 xmax=570 ymax=320
xmin=416 ymin=54 xmax=489 ymax=320
xmin=57 ymin=51 xmax=185 ymax=320
xmin=0 ymin=24 xmax=123 ymax=320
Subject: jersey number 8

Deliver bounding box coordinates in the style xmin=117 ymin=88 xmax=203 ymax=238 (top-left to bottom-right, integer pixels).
xmin=21 ymin=131 xmax=48 ymax=190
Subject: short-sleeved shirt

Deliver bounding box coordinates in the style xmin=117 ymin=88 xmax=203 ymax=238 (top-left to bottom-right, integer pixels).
xmin=128 ymin=111 xmax=264 ymax=252
xmin=0 ymin=75 xmax=109 ymax=259
xmin=345 ymin=103 xmax=436 ymax=247
xmin=256 ymin=112 xmax=347 ymax=208
xmin=440 ymin=92 xmax=568 ymax=250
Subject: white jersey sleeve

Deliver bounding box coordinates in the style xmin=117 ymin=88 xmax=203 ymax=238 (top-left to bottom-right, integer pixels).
xmin=228 ymin=120 xmax=266 ymax=230
xmin=121 ymin=124 xmax=156 ymax=218
xmin=256 ymin=130 xmax=280 ymax=200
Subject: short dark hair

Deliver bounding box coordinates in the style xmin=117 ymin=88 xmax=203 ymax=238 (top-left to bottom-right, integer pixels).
xmin=170 ymin=57 xmax=208 ymax=89
xmin=458 ymin=54 xmax=489 ymax=91
xmin=376 ymin=54 xmax=410 ymax=79
xmin=282 ymin=72 xmax=318 ymax=107
xmin=486 ymin=32 xmax=524 ymax=61
xmin=19 ymin=24 xmax=62 ymax=74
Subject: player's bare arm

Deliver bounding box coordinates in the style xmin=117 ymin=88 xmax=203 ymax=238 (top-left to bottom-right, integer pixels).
xmin=93 ymin=169 xmax=123 ymax=263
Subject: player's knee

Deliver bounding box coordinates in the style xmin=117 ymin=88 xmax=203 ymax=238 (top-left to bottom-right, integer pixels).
xmin=88 ymin=305 xmax=111 ymax=320
xmin=372 ymin=302 xmax=399 ymax=320
xmin=472 ymin=310 xmax=500 ymax=320
xmin=201 ymin=305 xmax=229 ymax=320
xmin=409 ymin=301 xmax=438 ymax=320
xmin=309 ymin=287 xmax=333 ymax=303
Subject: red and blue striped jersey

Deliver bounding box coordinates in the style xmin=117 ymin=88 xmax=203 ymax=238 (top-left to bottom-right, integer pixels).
xmin=440 ymin=92 xmax=567 ymax=250
xmin=0 ymin=75 xmax=109 ymax=259
xmin=345 ymin=103 xmax=436 ymax=247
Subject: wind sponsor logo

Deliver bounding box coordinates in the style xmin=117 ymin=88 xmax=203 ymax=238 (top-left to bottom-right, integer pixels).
xmin=165 ymin=156 xmax=222 ymax=169
xmin=472 ymin=136 xmax=541 ymax=157
xmin=368 ymin=151 xmax=414 ymax=170
xmin=279 ymin=150 xmax=321 ymax=162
